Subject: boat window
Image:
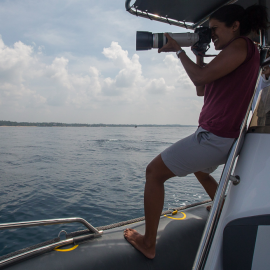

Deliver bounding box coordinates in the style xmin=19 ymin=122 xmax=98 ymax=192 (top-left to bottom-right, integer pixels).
xmin=248 ymin=85 xmax=270 ymax=134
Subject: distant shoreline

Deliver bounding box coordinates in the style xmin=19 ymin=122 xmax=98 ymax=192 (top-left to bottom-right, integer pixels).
xmin=0 ymin=121 xmax=196 ymax=128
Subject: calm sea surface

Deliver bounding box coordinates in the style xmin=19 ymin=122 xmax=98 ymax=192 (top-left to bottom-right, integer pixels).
xmin=0 ymin=126 xmax=223 ymax=256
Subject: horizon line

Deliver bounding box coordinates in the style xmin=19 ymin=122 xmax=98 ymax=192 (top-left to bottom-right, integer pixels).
xmin=0 ymin=120 xmax=197 ymax=127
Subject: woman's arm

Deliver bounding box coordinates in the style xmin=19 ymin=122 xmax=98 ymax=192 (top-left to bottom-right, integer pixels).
xmin=159 ymin=33 xmax=247 ymax=86
xmin=196 ymin=55 xmax=205 ymax=96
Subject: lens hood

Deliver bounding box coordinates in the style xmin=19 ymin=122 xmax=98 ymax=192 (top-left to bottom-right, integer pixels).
xmin=136 ymin=31 xmax=153 ymax=50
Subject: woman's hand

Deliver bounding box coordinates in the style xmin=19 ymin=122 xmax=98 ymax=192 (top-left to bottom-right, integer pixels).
xmin=158 ymin=33 xmax=181 ymax=53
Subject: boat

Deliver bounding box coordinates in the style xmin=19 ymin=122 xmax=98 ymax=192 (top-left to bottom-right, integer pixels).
xmin=1 ymin=0 xmax=270 ymax=269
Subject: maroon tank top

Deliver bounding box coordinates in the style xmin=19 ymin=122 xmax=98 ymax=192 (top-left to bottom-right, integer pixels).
xmin=199 ymin=36 xmax=259 ymax=138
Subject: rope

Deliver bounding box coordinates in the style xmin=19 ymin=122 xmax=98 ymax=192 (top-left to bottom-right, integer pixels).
xmin=145 ymin=10 xmax=152 ymax=20
xmin=67 ymin=200 xmax=211 ymax=238
xmin=183 ymin=20 xmax=187 ymax=29
xmin=166 ymin=15 xmax=172 ymax=25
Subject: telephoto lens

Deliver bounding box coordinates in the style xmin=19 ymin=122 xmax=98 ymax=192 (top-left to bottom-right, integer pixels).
xmin=136 ymin=31 xmax=199 ymax=51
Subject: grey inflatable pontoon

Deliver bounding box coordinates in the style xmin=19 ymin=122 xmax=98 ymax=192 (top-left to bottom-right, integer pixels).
xmin=1 ymin=202 xmax=210 ymax=270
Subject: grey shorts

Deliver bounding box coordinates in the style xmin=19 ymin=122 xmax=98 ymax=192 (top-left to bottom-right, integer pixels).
xmin=161 ymin=127 xmax=235 ymax=177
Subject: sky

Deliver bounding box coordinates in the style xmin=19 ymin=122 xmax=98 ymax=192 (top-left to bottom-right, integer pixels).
xmin=0 ymin=0 xmax=217 ymax=125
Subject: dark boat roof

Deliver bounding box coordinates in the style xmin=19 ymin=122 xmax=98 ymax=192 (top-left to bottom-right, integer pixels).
xmin=133 ymin=0 xmax=268 ymax=25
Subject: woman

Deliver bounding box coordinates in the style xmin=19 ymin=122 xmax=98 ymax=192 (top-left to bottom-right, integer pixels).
xmin=124 ymin=4 xmax=268 ymax=259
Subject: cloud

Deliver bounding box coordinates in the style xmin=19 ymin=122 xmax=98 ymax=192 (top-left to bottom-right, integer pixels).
xmin=0 ymin=36 xmax=203 ymax=124
xmin=145 ymin=78 xmax=174 ymax=94
xmin=0 ymin=37 xmax=46 ymax=109
xmin=101 ymin=42 xmax=145 ymax=98
xmin=101 ymin=42 xmax=179 ymax=98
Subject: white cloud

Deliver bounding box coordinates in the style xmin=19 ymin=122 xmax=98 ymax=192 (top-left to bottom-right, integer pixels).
xmin=0 ymin=37 xmax=46 ymax=110
xmin=0 ymin=36 xmax=203 ymax=124
xmin=145 ymin=78 xmax=174 ymax=94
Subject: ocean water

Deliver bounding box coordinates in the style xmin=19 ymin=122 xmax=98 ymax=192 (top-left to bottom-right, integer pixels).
xmin=0 ymin=126 xmax=223 ymax=256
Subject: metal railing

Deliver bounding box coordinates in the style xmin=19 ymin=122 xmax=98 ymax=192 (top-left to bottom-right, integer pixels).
xmin=0 ymin=217 xmax=102 ymax=234
xmin=0 ymin=217 xmax=102 ymax=268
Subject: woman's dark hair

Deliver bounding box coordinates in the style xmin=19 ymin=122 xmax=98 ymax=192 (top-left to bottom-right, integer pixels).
xmin=209 ymin=4 xmax=269 ymax=35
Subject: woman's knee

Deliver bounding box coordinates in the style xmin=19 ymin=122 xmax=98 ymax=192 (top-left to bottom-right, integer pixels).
xmin=145 ymin=154 xmax=175 ymax=183
xmin=145 ymin=161 xmax=156 ymax=179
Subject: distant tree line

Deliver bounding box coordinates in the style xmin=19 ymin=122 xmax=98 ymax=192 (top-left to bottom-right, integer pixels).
xmin=0 ymin=120 xmax=195 ymax=127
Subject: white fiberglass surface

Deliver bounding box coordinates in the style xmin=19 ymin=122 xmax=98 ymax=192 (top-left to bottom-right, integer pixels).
xmin=205 ymin=133 xmax=270 ymax=270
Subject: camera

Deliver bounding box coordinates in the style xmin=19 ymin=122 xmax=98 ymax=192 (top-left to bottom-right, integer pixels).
xmin=136 ymin=26 xmax=211 ymax=52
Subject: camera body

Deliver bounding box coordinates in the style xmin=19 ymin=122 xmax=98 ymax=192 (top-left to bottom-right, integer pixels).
xmin=136 ymin=26 xmax=211 ymax=52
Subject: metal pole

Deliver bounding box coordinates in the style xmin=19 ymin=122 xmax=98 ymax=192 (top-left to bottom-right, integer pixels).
xmin=0 ymin=217 xmax=102 ymax=235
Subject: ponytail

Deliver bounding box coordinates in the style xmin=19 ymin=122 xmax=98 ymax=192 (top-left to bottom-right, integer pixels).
xmin=209 ymin=4 xmax=269 ymax=36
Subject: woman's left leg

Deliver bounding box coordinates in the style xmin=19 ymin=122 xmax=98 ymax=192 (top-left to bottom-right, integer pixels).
xmin=124 ymin=154 xmax=175 ymax=259
xmin=194 ymin=171 xmax=218 ymax=200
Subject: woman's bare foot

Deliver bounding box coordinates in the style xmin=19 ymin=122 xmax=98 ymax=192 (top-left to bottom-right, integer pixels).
xmin=124 ymin=228 xmax=156 ymax=259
